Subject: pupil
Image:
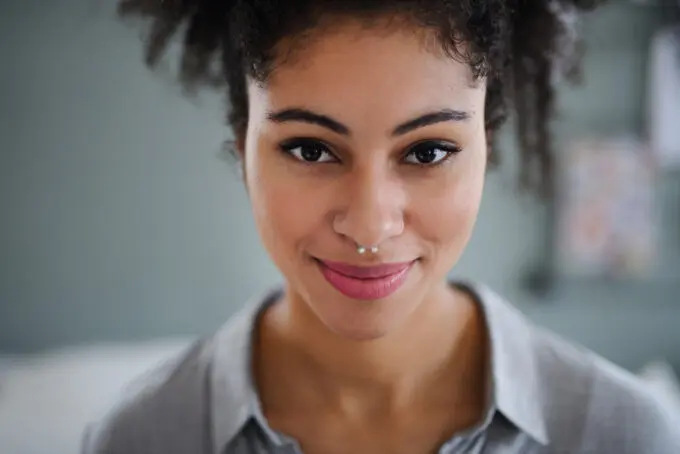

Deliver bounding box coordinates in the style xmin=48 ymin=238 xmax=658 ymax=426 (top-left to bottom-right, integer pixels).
xmin=301 ymin=146 xmax=322 ymax=161
xmin=416 ymin=148 xmax=437 ymax=163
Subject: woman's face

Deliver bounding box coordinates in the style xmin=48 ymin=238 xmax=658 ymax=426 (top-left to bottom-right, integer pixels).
xmin=244 ymin=21 xmax=488 ymax=340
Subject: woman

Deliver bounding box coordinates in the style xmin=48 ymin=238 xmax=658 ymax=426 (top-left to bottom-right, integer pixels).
xmin=83 ymin=1 xmax=679 ymax=453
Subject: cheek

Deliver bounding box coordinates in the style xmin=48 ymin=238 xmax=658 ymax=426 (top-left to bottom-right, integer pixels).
xmin=245 ymin=148 xmax=326 ymax=263
xmin=415 ymin=151 xmax=485 ymax=252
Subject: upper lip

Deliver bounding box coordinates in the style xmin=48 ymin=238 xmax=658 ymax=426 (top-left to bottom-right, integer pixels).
xmin=317 ymin=259 xmax=414 ymax=279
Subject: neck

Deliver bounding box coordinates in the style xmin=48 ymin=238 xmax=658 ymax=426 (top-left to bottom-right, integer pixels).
xmin=256 ymin=282 xmax=487 ymax=416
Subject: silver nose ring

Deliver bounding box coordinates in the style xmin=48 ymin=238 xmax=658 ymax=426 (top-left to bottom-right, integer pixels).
xmin=357 ymin=245 xmax=379 ymax=255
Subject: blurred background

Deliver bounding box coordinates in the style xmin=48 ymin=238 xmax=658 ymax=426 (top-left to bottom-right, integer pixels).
xmin=1 ymin=0 xmax=679 ymax=453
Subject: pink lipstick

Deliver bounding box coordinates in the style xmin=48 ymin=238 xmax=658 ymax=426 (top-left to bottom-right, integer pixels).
xmin=316 ymin=259 xmax=415 ymax=300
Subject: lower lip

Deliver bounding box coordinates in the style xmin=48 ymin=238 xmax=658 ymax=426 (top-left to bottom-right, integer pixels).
xmin=317 ymin=261 xmax=414 ymax=301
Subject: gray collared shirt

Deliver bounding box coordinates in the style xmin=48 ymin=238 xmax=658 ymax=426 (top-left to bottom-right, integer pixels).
xmin=82 ymin=283 xmax=680 ymax=453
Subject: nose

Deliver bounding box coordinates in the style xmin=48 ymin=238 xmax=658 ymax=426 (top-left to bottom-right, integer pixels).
xmin=333 ymin=167 xmax=406 ymax=249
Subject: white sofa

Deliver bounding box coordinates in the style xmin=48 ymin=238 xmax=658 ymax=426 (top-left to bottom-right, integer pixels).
xmin=0 ymin=340 xmax=191 ymax=454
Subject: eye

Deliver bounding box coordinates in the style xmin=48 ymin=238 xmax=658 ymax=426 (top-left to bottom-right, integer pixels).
xmin=404 ymin=140 xmax=460 ymax=166
xmin=279 ymin=138 xmax=337 ymax=163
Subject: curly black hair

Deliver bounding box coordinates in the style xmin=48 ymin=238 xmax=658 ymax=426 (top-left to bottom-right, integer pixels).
xmin=117 ymin=0 xmax=600 ymax=195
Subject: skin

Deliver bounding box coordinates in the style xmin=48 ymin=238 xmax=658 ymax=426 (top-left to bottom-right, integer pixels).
xmin=241 ymin=19 xmax=490 ymax=454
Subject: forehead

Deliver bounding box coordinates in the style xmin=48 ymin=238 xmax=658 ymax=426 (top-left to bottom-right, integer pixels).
xmin=247 ymin=22 xmax=486 ymax=128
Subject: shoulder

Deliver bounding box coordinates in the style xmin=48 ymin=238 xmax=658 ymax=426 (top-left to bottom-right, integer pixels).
xmin=531 ymin=327 xmax=680 ymax=453
xmin=81 ymin=338 xmax=217 ymax=454
xmin=81 ymin=290 xmax=277 ymax=454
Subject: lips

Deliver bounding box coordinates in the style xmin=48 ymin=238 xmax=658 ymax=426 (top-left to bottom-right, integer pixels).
xmin=315 ymin=259 xmax=415 ymax=300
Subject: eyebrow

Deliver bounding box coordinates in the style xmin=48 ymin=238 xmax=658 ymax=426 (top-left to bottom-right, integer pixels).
xmin=266 ymin=108 xmax=471 ymax=137
xmin=392 ymin=109 xmax=470 ymax=136
xmin=266 ymin=109 xmax=350 ymax=135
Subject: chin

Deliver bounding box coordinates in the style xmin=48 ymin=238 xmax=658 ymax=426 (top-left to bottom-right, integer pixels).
xmin=323 ymin=311 xmax=395 ymax=341
xmin=308 ymin=287 xmax=416 ymax=341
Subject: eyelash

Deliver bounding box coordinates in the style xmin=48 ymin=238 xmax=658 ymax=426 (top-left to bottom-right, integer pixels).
xmin=278 ymin=138 xmax=461 ymax=167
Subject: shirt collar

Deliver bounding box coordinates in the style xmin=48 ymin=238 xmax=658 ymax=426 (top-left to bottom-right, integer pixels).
xmin=463 ymin=282 xmax=549 ymax=445
xmin=210 ymin=286 xmax=281 ymax=454
xmin=210 ymin=282 xmax=549 ymax=454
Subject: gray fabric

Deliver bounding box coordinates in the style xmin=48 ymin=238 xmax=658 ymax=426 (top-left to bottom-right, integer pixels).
xmin=81 ymin=283 xmax=680 ymax=454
